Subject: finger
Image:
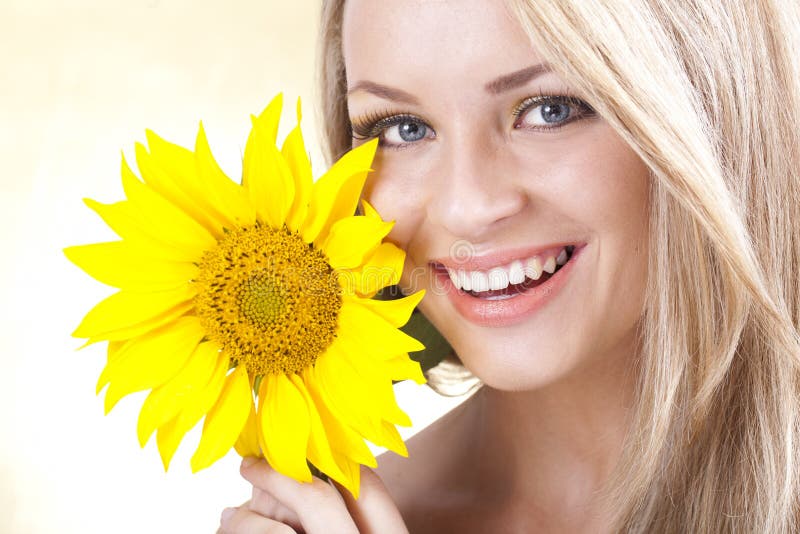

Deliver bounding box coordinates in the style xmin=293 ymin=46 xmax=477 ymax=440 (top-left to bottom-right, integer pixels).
xmin=250 ymin=486 xmax=303 ymax=532
xmin=334 ymin=465 xmax=409 ymax=534
xmin=216 ymin=500 xmax=252 ymax=534
xmin=240 ymin=457 xmax=358 ymax=534
xmin=218 ymin=505 xmax=298 ymax=534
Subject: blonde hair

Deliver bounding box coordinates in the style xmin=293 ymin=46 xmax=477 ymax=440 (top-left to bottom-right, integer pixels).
xmin=317 ymin=0 xmax=800 ymax=531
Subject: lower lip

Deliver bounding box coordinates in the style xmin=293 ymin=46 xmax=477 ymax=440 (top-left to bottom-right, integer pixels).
xmin=434 ymin=244 xmax=586 ymax=327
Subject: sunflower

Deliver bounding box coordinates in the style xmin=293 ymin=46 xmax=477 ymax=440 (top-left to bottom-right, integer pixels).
xmin=64 ymin=94 xmax=427 ymax=499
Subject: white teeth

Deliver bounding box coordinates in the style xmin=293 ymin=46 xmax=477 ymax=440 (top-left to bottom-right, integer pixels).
xmin=508 ymin=260 xmax=525 ymax=285
xmin=471 ymin=271 xmax=489 ymax=292
xmin=487 ymin=267 xmax=509 ymax=290
xmin=525 ymin=257 xmax=543 ymax=280
xmin=459 ymin=270 xmax=472 ymax=291
xmin=448 ymin=268 xmax=459 ymax=286
xmin=543 ymin=256 xmax=557 ymax=274
xmin=444 ymin=246 xmax=572 ymax=292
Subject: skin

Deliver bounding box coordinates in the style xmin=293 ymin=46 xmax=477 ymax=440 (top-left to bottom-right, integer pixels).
xmin=220 ymin=0 xmax=651 ymax=532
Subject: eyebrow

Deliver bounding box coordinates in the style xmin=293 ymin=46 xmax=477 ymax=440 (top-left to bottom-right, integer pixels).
xmin=346 ymin=80 xmax=420 ymax=105
xmin=346 ymin=63 xmax=554 ymax=104
xmin=485 ymin=63 xmax=553 ymax=94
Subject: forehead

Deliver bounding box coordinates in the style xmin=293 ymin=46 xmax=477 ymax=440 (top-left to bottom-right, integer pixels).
xmin=341 ymin=0 xmax=544 ymax=87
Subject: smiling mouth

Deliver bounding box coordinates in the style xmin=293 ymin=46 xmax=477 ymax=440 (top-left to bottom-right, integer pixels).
xmin=463 ymin=265 xmax=563 ymax=299
xmin=432 ymin=245 xmax=577 ymax=300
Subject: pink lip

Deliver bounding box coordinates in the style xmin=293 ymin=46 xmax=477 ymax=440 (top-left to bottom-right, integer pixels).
xmin=432 ymin=241 xmax=584 ymax=271
xmin=433 ymin=243 xmax=587 ymax=327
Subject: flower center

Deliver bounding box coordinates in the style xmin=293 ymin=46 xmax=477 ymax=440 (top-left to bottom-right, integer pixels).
xmin=238 ymin=273 xmax=287 ymax=327
xmin=193 ymin=222 xmax=341 ymax=376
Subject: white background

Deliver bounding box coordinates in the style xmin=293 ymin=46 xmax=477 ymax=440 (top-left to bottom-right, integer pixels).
xmin=0 ymin=1 xmax=467 ymax=532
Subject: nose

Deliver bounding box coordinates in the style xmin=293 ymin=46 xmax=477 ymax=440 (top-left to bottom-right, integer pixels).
xmin=427 ymin=136 xmax=528 ymax=240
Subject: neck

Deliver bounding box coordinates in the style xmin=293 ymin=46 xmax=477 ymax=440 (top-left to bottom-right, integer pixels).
xmin=465 ymin=330 xmax=639 ymax=520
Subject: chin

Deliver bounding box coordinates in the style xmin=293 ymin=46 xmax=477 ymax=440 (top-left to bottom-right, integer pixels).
xmin=444 ymin=332 xmax=583 ymax=392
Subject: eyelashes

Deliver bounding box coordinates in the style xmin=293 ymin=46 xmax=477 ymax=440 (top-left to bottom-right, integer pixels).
xmin=511 ymin=95 xmax=596 ymax=130
xmin=350 ymin=110 xmax=417 ymax=140
xmin=349 ymin=93 xmax=597 ymax=148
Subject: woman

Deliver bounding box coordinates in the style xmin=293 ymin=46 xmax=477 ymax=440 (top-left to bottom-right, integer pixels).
xmin=219 ymin=0 xmax=800 ymax=532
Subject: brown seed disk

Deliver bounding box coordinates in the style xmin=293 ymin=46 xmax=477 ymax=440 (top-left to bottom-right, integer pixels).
xmin=193 ymin=222 xmax=341 ymax=376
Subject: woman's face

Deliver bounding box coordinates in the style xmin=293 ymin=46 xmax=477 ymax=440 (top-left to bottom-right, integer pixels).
xmin=342 ymin=0 xmax=650 ymax=391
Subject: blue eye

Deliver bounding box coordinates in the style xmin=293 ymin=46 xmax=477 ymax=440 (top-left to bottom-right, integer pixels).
xmin=351 ymin=112 xmax=435 ymax=148
xmin=386 ymin=120 xmax=428 ymax=143
xmin=514 ymin=95 xmax=595 ymax=130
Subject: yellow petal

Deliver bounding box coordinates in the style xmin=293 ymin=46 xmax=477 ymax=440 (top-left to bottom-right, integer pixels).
xmin=64 ymin=241 xmax=198 ymax=291
xmin=300 ymin=139 xmax=378 ymax=244
xmin=136 ymin=341 xmax=221 ymax=447
xmin=242 ymin=114 xmax=295 ymax=228
xmin=312 ymin=343 xmax=405 ymax=455
xmin=126 ymin=149 xmax=219 ymax=251
xmin=338 ymin=300 xmax=425 ymax=356
xmin=330 ymin=450 xmax=362 ymax=500
xmin=312 ymin=345 xmax=367 ymax=410
xmin=303 ymin=367 xmax=377 ymax=469
xmin=360 ymin=199 xmax=381 ymax=220
xmin=81 ymin=299 xmax=194 ymax=345
xmin=98 ymin=338 xmax=130 ymax=390
xmin=155 ymin=418 xmax=185 ymax=473
xmin=106 ymin=340 xmax=126 ymax=361
xmin=233 ymin=385 xmax=261 ymax=458
xmin=119 ymin=151 xmax=140 ymax=199
xmin=258 ymin=373 xmax=312 ymax=483
xmin=97 ymin=316 xmax=205 ymax=413
xmin=282 ymin=98 xmax=313 ymax=232
xmin=73 ymin=284 xmax=195 ymax=340
xmin=195 ymin=122 xmax=257 ymax=229
xmin=382 ymin=354 xmax=427 ymax=385
xmin=288 ymin=374 xmax=347 ymax=484
xmin=143 ymin=129 xmax=232 ymax=236
xmin=191 ymin=365 xmax=252 ymax=472
xmin=322 ymin=215 xmax=394 ymax=270
xmin=248 ymin=93 xmax=283 ymax=146
xmin=332 ymin=339 xmax=413 ymax=427
xmin=83 ymin=198 xmax=195 ymax=262
xmin=347 ymin=290 xmax=425 ymax=328
xmin=155 ymin=351 xmax=229 ymax=471
xmin=378 ymin=421 xmax=408 ymax=457
xmin=338 ymin=242 xmax=405 ymax=298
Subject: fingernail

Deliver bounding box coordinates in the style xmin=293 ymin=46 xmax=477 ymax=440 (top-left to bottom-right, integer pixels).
xmin=241 ymin=456 xmax=259 ymax=468
xmin=220 ymin=507 xmax=235 ymax=525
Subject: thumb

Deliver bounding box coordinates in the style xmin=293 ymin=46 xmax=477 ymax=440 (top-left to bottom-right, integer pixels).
xmin=332 ymin=465 xmax=409 ymax=534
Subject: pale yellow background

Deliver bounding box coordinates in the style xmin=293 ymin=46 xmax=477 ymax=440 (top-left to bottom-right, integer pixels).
xmin=0 ymin=1 xmax=466 ymax=532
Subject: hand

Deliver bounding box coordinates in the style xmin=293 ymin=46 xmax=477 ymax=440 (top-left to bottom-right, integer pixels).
xmin=217 ymin=457 xmax=409 ymax=534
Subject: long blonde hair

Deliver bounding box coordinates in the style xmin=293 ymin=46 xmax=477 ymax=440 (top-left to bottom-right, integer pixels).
xmin=317 ymin=0 xmax=800 ymax=531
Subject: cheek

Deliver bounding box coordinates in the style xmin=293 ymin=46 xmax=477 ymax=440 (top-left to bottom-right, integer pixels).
xmin=514 ymin=128 xmax=651 ymax=254
xmin=576 ymin=153 xmax=651 ymax=359
xmin=491 ymin=137 xmax=650 ymax=377
xmin=361 ymin=156 xmax=430 ymax=251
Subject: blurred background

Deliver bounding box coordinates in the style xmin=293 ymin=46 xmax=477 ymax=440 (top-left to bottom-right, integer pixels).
xmin=0 ymin=1 xmax=468 ymax=532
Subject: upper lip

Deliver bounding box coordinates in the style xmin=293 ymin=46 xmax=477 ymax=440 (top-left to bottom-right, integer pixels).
xmin=430 ymin=242 xmax=585 ymax=271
